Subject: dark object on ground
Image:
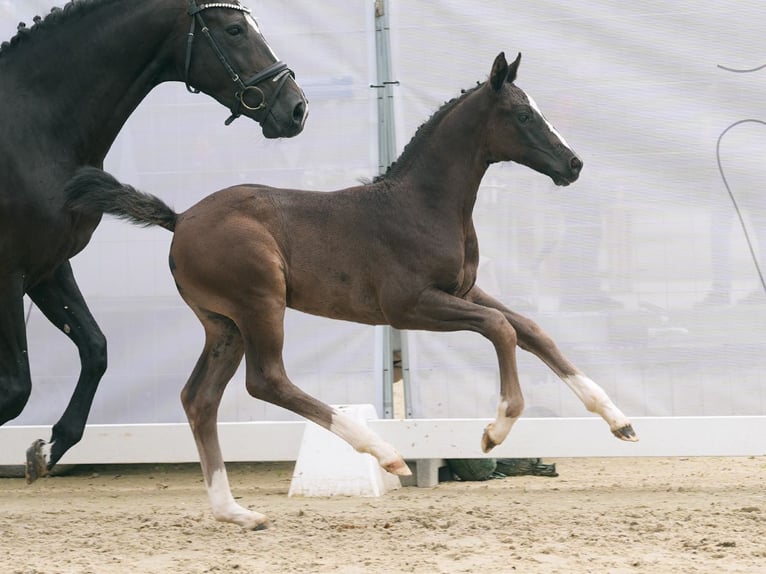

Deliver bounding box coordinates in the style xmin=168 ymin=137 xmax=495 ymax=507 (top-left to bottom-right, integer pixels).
xmin=495 ymin=457 xmax=558 ymax=477
xmin=447 ymin=458 xmax=558 ymax=481
xmin=446 ymin=458 xmax=498 ymax=481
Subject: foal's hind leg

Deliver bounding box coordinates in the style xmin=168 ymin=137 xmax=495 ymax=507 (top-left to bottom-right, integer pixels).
xmin=466 ymin=286 xmax=637 ymax=441
xmin=25 ymin=262 xmax=108 ymax=481
xmin=179 ymin=310 xmax=268 ymax=530
xmin=238 ymin=300 xmax=409 ymax=477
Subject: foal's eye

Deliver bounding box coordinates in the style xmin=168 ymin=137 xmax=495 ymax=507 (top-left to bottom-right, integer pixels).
xmin=226 ymin=24 xmax=244 ymax=36
xmin=517 ymin=112 xmax=531 ymax=124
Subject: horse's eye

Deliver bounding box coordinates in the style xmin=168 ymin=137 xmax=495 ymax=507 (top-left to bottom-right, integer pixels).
xmin=517 ymin=112 xmax=530 ymax=124
xmin=226 ymin=24 xmax=244 ymax=36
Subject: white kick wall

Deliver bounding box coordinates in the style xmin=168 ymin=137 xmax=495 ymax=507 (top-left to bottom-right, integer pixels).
xmin=2 ymin=1 xmax=764 ymax=461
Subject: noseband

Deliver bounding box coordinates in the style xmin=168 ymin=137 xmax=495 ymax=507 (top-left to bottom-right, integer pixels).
xmin=185 ymin=1 xmax=295 ymax=125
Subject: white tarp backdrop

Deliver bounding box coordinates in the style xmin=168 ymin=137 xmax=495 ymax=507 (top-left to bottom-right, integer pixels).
xmin=3 ymin=1 xmax=765 ymax=430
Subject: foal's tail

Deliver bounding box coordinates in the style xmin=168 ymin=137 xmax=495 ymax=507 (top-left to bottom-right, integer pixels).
xmin=64 ymin=167 xmax=178 ymax=232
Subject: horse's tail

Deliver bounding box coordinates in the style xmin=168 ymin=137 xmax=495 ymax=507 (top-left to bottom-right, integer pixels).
xmin=64 ymin=167 xmax=177 ymax=232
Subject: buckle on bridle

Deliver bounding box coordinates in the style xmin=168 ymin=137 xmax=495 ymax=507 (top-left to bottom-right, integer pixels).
xmin=238 ymin=86 xmax=267 ymax=111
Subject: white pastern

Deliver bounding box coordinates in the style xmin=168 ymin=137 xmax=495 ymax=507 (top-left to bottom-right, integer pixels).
xmin=207 ymin=467 xmax=268 ymax=529
xmin=329 ymin=409 xmax=408 ymax=475
xmin=41 ymin=440 xmax=53 ymax=461
xmin=523 ymin=90 xmax=571 ymax=149
xmin=562 ymin=374 xmax=632 ymax=431
xmin=486 ymin=400 xmax=518 ymax=445
xmin=207 ymin=467 xmax=236 ymax=510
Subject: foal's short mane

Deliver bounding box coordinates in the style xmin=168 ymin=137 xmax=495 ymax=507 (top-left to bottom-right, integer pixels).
xmin=0 ymin=0 xmax=105 ymax=58
xmin=373 ymin=81 xmax=484 ymax=183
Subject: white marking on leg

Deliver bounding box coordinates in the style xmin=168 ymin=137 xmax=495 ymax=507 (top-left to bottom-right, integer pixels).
xmin=562 ymin=374 xmax=632 ymax=433
xmin=206 ymin=467 xmax=268 ymax=529
xmin=485 ymin=400 xmax=518 ymax=446
xmin=207 ymin=467 xmax=237 ymax=515
xmin=41 ymin=440 xmax=53 ymax=461
xmin=329 ymin=409 xmax=410 ymax=475
xmin=523 ymin=90 xmax=571 ymax=149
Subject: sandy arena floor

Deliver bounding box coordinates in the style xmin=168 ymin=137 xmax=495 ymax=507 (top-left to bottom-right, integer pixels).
xmin=1 ymin=456 xmax=764 ymax=573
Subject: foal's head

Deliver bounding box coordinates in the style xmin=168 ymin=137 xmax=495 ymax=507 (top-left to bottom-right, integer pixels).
xmin=484 ymin=52 xmax=582 ymax=186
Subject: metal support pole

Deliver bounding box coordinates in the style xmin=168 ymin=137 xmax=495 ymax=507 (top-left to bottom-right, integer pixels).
xmin=373 ymin=0 xmax=410 ymax=419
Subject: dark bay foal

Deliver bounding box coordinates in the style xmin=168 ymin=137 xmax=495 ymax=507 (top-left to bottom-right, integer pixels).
xmin=65 ymin=52 xmax=636 ymax=529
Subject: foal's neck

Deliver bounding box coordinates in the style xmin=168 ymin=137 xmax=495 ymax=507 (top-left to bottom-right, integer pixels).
xmin=396 ymin=91 xmax=491 ymax=215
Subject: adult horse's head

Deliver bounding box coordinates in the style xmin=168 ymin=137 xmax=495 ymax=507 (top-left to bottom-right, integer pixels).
xmin=485 ymin=52 xmax=582 ymax=186
xmin=183 ymin=0 xmax=308 ymax=138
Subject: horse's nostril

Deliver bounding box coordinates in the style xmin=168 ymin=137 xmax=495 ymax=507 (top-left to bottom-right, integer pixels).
xmin=570 ymin=156 xmax=583 ymax=172
xmin=293 ymin=101 xmax=306 ymax=124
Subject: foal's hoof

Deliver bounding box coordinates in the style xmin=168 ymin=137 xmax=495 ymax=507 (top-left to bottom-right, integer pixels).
xmin=480 ymin=428 xmax=498 ymax=453
xmin=25 ymin=439 xmax=50 ymax=484
xmin=244 ymin=517 xmax=271 ymax=532
xmin=612 ymin=424 xmax=639 ymax=442
xmin=226 ymin=509 xmax=271 ymax=531
xmin=384 ymin=458 xmax=412 ymax=477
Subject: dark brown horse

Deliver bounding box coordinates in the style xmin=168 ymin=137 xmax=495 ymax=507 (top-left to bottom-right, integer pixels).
xmin=0 ymin=0 xmax=308 ymax=483
xmin=65 ymin=52 xmax=636 ymax=530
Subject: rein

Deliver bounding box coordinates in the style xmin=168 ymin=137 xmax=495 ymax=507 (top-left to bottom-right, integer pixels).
xmin=185 ymin=1 xmax=294 ymax=125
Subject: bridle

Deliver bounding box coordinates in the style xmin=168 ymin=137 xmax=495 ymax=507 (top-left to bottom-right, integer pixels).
xmin=185 ymin=1 xmax=295 ymax=125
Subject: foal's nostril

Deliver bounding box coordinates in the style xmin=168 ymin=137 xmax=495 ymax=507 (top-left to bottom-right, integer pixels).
xmin=570 ymin=156 xmax=583 ymax=172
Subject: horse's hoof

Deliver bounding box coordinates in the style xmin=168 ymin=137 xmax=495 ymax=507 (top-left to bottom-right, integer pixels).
xmin=481 ymin=428 xmax=498 ymax=453
xmin=383 ymin=458 xmax=412 ymax=477
xmin=224 ymin=509 xmax=271 ymax=531
xmin=612 ymin=424 xmax=638 ymax=442
xmin=245 ymin=517 xmax=272 ymax=531
xmin=25 ymin=439 xmax=50 ymax=484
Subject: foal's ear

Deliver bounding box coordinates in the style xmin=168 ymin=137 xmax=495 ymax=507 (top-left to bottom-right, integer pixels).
xmin=490 ymin=52 xmax=509 ymax=92
xmin=507 ymin=52 xmax=522 ymax=84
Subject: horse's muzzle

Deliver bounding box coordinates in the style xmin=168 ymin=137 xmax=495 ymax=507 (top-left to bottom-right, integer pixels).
xmin=261 ymin=86 xmax=309 ymax=139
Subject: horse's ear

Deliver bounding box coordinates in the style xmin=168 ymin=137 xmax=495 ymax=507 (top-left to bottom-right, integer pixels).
xmin=489 ymin=52 xmax=509 ymax=92
xmin=506 ymin=52 xmax=521 ymax=84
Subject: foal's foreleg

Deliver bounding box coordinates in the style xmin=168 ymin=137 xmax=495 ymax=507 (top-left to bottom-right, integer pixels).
xmin=392 ymin=288 xmax=525 ymax=452
xmin=466 ymin=286 xmax=637 ymax=441
xmin=180 ymin=313 xmax=267 ymax=530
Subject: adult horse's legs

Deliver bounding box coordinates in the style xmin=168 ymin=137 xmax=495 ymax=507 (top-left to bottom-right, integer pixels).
xmin=465 ymin=285 xmax=637 ymax=441
xmin=390 ymin=287 xmax=526 ymax=452
xmin=0 ymin=274 xmax=33 ymax=426
xmin=238 ymin=297 xmax=409 ymax=477
xmin=178 ymin=309 xmax=262 ymax=529
xmin=25 ymin=262 xmax=108 ymax=481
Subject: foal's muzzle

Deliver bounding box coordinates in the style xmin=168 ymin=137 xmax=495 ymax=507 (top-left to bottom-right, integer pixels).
xmin=552 ymin=154 xmax=583 ymax=187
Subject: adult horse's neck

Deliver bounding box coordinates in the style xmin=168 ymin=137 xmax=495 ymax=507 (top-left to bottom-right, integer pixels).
xmin=382 ymin=87 xmax=492 ymax=218
xmin=1 ymin=0 xmax=182 ymax=165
